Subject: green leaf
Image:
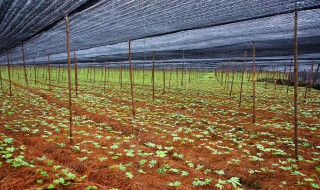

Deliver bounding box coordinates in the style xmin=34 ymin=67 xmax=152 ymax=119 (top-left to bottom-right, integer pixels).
xmin=126 ymin=172 xmax=134 ymax=179
xmin=227 ymin=177 xmax=242 ymax=188
xmin=311 ymin=183 xmax=320 ymax=189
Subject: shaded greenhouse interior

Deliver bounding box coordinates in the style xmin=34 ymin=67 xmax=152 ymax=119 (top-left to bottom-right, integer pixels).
xmin=0 ymin=0 xmax=319 ymax=72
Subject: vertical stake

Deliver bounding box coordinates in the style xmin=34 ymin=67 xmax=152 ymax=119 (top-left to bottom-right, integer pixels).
xmin=163 ymin=56 xmax=166 ymax=94
xmin=287 ymin=60 xmax=292 ymax=93
xmin=22 ymin=44 xmax=30 ymax=105
xmin=0 ymin=65 xmax=3 ymax=92
xmin=104 ymin=56 xmax=107 ymax=93
xmin=239 ymin=51 xmax=246 ymax=107
xmin=48 ymin=55 xmax=52 ymax=91
xmin=74 ymin=51 xmax=78 ymax=97
xmin=120 ymin=61 xmax=123 ymax=88
xmin=128 ymin=40 xmax=135 ymax=116
xmin=65 ymin=15 xmax=73 ymax=144
xmin=152 ymin=52 xmax=155 ymax=102
xmin=293 ymin=5 xmax=299 ymax=161
xmin=252 ymin=42 xmax=256 ymax=123
xmin=6 ymin=50 xmax=12 ymax=96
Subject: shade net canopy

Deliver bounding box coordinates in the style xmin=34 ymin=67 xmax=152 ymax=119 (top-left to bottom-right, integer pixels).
xmin=0 ymin=0 xmax=320 ymax=70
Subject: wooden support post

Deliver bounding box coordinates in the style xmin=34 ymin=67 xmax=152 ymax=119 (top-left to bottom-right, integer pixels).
xmin=176 ymin=61 xmax=178 ymax=87
xmin=93 ymin=57 xmax=96 ymax=83
xmin=74 ymin=51 xmax=79 ymax=97
xmin=0 ymin=65 xmax=3 ymax=92
xmin=65 ymin=15 xmax=73 ymax=144
xmin=6 ymin=50 xmax=12 ymax=96
xmin=181 ymin=61 xmax=184 ymax=86
xmin=287 ymin=61 xmax=292 ymax=93
xmin=103 ymin=56 xmax=107 ymax=93
xmin=252 ymin=42 xmax=256 ymax=123
xmin=128 ymin=41 xmax=135 ymax=116
xmin=142 ymin=59 xmax=145 ymax=85
xmin=221 ymin=64 xmax=224 ymax=87
xmin=239 ymin=51 xmax=246 ymax=107
xmin=309 ymin=59 xmax=314 ymax=92
xmin=22 ymin=44 xmax=30 ymax=105
xmin=169 ymin=60 xmax=174 ymax=89
xmin=120 ymin=61 xmax=123 ymax=88
xmin=312 ymin=63 xmax=319 ymax=87
xmin=34 ymin=60 xmax=37 ymax=85
xmin=48 ymin=55 xmax=52 ymax=91
xmin=58 ymin=63 xmax=61 ymax=84
xmin=293 ymin=6 xmax=299 ymax=160
xmin=189 ymin=64 xmax=192 ymax=82
xmin=152 ymin=52 xmax=155 ymax=102
xmin=281 ymin=64 xmax=287 ymax=89
xmin=229 ymin=61 xmax=235 ymax=98
xmin=163 ymin=56 xmax=166 ymax=94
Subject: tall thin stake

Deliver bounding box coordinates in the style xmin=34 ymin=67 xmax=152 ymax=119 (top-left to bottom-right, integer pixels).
xmin=22 ymin=43 xmax=30 ymax=105
xmin=252 ymin=42 xmax=256 ymax=123
xmin=152 ymin=52 xmax=155 ymax=102
xmin=163 ymin=56 xmax=166 ymax=94
xmin=74 ymin=51 xmax=79 ymax=97
xmin=128 ymin=40 xmax=135 ymax=116
xmin=0 ymin=65 xmax=3 ymax=92
xmin=287 ymin=60 xmax=292 ymax=93
xmin=65 ymin=15 xmax=73 ymax=144
xmin=239 ymin=51 xmax=246 ymax=107
xmin=48 ymin=55 xmax=52 ymax=91
xmin=293 ymin=6 xmax=299 ymax=161
xmin=6 ymin=50 xmax=12 ymax=96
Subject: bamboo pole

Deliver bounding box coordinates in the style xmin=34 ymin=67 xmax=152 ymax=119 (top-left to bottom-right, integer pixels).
xmin=229 ymin=61 xmax=235 ymax=98
xmin=48 ymin=55 xmax=52 ymax=91
xmin=176 ymin=61 xmax=178 ymax=87
xmin=312 ymin=63 xmax=319 ymax=87
xmin=120 ymin=61 xmax=123 ymax=88
xmin=58 ymin=63 xmax=61 ymax=84
xmin=128 ymin=41 xmax=135 ymax=116
xmin=0 ymin=65 xmax=3 ymax=92
xmin=152 ymin=52 xmax=155 ymax=102
xmin=239 ymin=51 xmax=247 ymax=107
xmin=6 ymin=50 xmax=12 ymax=96
xmin=181 ymin=61 xmax=184 ymax=86
xmin=74 ymin=51 xmax=79 ymax=97
xmin=287 ymin=61 xmax=292 ymax=93
xmin=169 ymin=60 xmax=173 ymax=89
xmin=22 ymin=44 xmax=30 ymax=105
xmin=189 ymin=64 xmax=191 ymax=82
xmin=104 ymin=56 xmax=107 ymax=93
xmin=65 ymin=15 xmax=73 ymax=144
xmin=221 ymin=64 xmax=224 ymax=87
xmin=93 ymin=57 xmax=96 ymax=83
xmin=34 ymin=60 xmax=37 ymax=85
xmin=309 ymin=59 xmax=314 ymax=92
xmin=142 ymin=59 xmax=145 ymax=85
xmin=281 ymin=64 xmax=287 ymax=89
xmin=252 ymin=42 xmax=256 ymax=123
xmin=293 ymin=6 xmax=299 ymax=161
xmin=163 ymin=56 xmax=166 ymax=94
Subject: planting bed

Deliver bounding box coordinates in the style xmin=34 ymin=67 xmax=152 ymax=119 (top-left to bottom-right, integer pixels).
xmin=0 ymin=67 xmax=320 ymax=189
